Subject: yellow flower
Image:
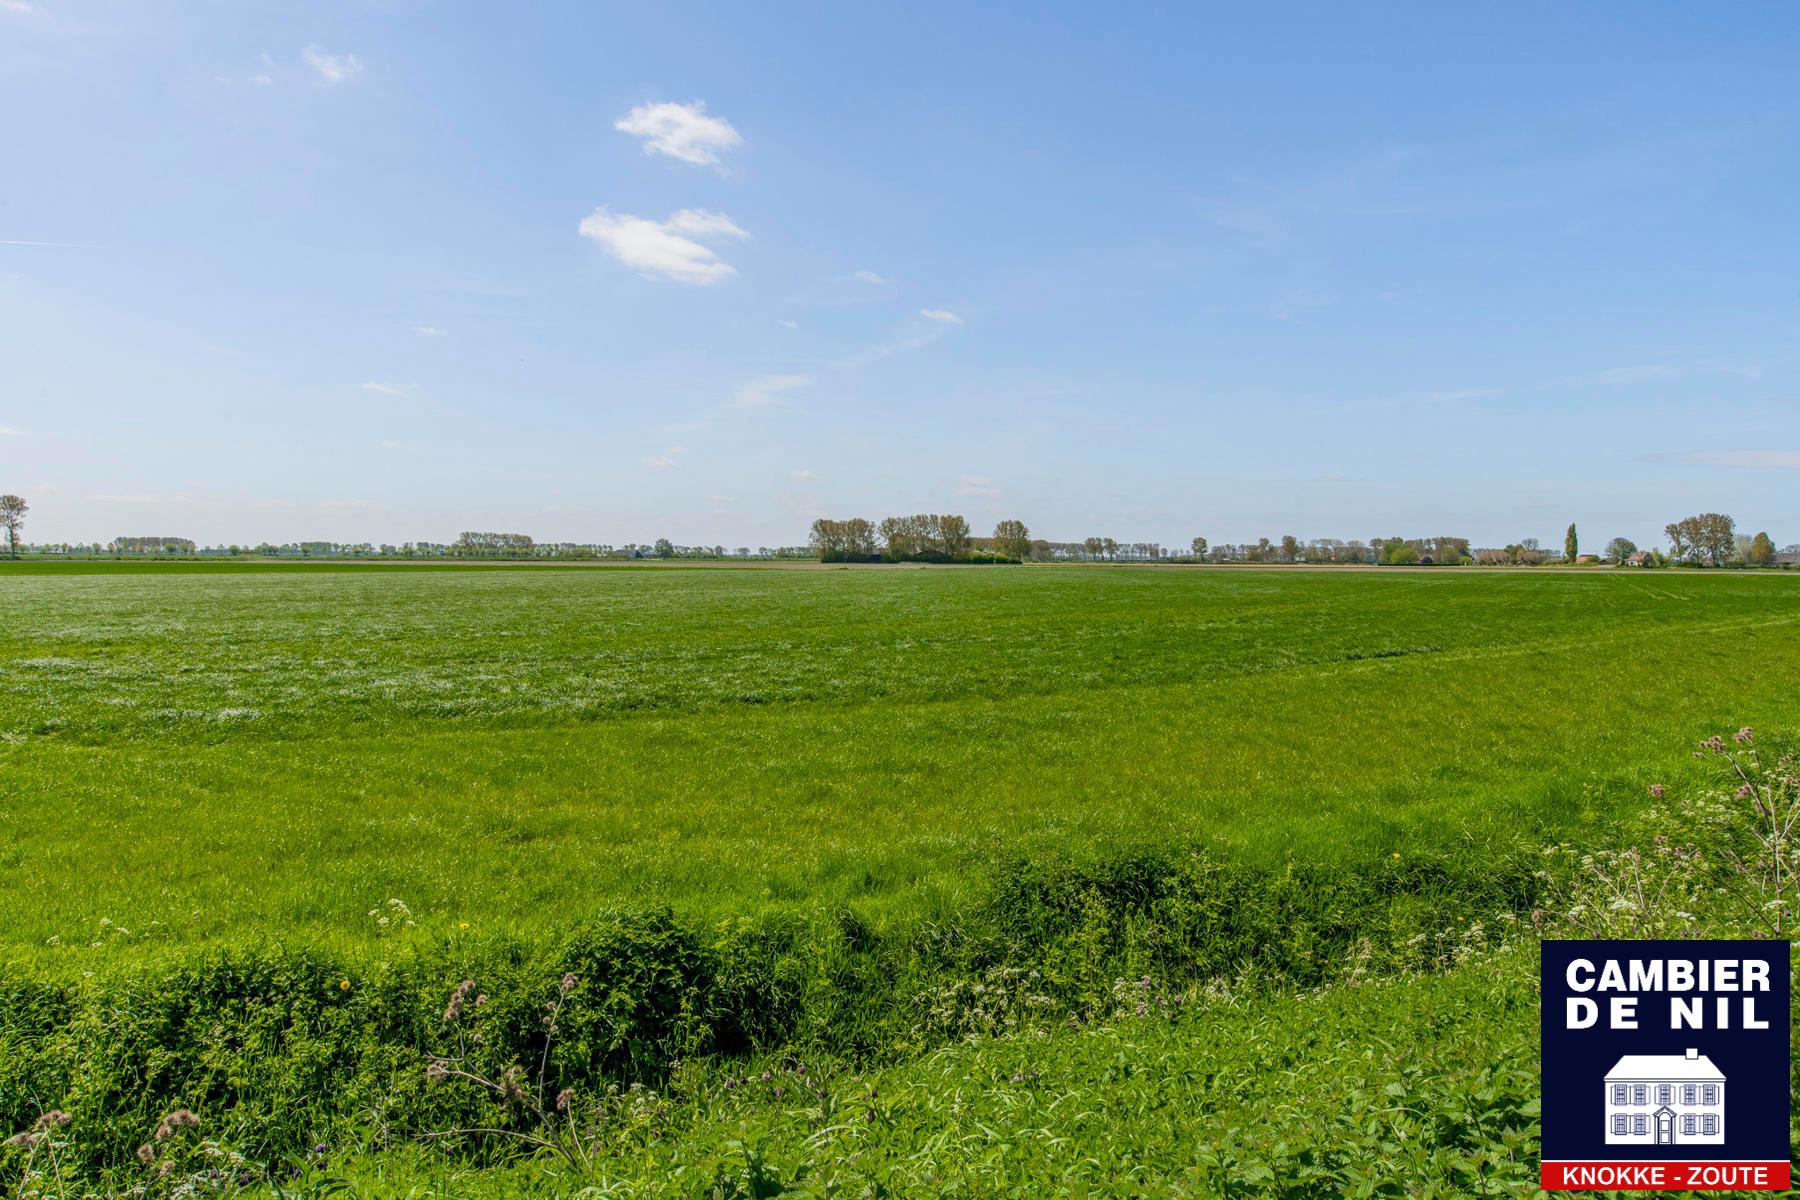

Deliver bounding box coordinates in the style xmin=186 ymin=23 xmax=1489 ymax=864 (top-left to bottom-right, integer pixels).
xmin=339 ymin=979 xmax=351 ymax=990
xmin=1391 ymin=852 xmax=1401 ymax=860
xmin=458 ymin=922 xmax=471 ymax=930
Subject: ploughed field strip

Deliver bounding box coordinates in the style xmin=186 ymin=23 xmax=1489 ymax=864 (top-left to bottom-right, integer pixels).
xmin=1 ymin=564 xmax=1795 ymax=956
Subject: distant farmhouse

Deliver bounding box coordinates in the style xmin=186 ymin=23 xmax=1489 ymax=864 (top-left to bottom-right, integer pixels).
xmin=1624 ymin=551 xmax=1654 ymax=567
xmin=1603 ymin=1049 xmax=1724 ymax=1145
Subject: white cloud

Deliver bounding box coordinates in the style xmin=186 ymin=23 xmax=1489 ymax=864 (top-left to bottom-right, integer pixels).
xmin=87 ymin=493 xmax=198 ymax=505
xmin=614 ymin=100 xmax=742 ymax=166
xmin=0 ymin=1 xmax=32 ymax=13
xmin=359 ymin=382 xmax=419 ymax=397
xmin=956 ymin=475 xmax=1001 ymax=497
xmin=919 ymin=308 xmax=965 ymax=325
xmin=320 ymin=498 xmax=374 ymax=509
xmin=578 ymin=207 xmax=748 ymax=285
xmin=643 ymin=446 xmax=686 ymax=469
xmin=251 ymin=74 xmax=273 ymax=86
xmin=732 ymin=374 xmax=812 ymax=408
xmin=789 ymin=469 xmax=819 ymax=483
xmin=852 ymin=270 xmax=887 ymax=284
xmin=0 ymin=425 xmax=22 ymax=437
xmin=778 ymin=319 xmax=799 ymax=329
xmin=414 ymin=325 xmax=448 ymax=337
xmin=1669 ymin=449 xmax=1800 ymax=470
xmin=303 ymin=46 xmax=363 ymax=84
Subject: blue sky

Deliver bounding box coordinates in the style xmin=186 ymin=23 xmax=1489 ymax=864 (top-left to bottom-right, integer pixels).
xmin=2 ymin=1 xmax=1795 ymax=549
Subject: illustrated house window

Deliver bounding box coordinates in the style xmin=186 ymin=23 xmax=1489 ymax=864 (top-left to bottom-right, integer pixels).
xmin=1613 ymin=1114 xmax=1628 ymax=1136
xmin=1612 ymin=1084 xmax=1627 ymax=1105
xmin=1633 ymin=1085 xmax=1648 ymax=1105
xmin=1656 ymin=1084 xmax=1672 ymax=1105
xmin=1683 ymin=1115 xmax=1697 ymax=1136
xmin=1682 ymin=1084 xmax=1697 ymax=1105
xmin=1704 ymin=1114 xmax=1718 ymax=1136
xmin=1702 ymin=1085 xmax=1719 ymax=1105
xmin=1634 ymin=1115 xmax=1647 ymax=1136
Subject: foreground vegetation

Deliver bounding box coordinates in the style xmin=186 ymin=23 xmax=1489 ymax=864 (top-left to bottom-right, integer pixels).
xmin=2 ymin=563 xmax=1796 ymax=1194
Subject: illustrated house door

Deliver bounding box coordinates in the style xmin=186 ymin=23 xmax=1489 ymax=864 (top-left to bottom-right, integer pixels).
xmin=1654 ymin=1107 xmax=1677 ymax=1145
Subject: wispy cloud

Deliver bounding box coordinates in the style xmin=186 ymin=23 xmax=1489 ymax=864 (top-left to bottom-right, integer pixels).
xmin=956 ymin=475 xmax=1001 ymax=497
xmin=732 ymin=374 xmax=812 ymax=409
xmin=378 ymin=439 xmax=421 ymax=454
xmin=852 ymin=270 xmax=887 ymax=284
xmin=1664 ymin=449 xmax=1800 ymax=470
xmin=789 ymin=468 xmax=819 ymax=483
xmin=578 ymin=208 xmax=748 ymax=285
xmin=0 ymin=425 xmax=22 ymax=437
xmin=413 ymin=325 xmax=448 ymax=337
xmin=359 ymin=381 xmax=419 ymax=397
xmin=0 ymin=239 xmax=94 ymax=248
xmin=87 ymin=493 xmax=198 ymax=505
xmin=643 ymin=446 xmax=686 ymax=469
xmin=778 ymin=319 xmax=799 ymax=329
xmin=614 ymin=100 xmax=741 ymax=167
xmin=919 ymin=308 xmax=965 ymax=325
xmin=0 ymin=1 xmax=33 ymax=13
xmin=320 ymin=498 xmax=375 ymax=510
xmin=303 ymin=46 xmax=363 ymax=85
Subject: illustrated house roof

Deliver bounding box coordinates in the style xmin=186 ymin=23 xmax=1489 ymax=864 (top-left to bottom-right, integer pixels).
xmin=1604 ymin=1053 xmax=1725 ymax=1082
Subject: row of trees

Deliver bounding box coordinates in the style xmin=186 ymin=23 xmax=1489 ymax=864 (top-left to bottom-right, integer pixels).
xmin=809 ymin=515 xmax=1033 ymax=562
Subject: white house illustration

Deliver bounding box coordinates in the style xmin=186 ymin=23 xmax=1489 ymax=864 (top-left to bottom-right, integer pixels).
xmin=1603 ymin=1049 xmax=1725 ymax=1145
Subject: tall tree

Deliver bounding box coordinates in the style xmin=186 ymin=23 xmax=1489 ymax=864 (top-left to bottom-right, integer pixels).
xmin=1696 ymin=512 xmax=1735 ymax=566
xmin=0 ymin=494 xmax=26 ymax=557
xmin=1665 ymin=521 xmax=1689 ymax=561
xmin=1279 ymin=534 xmax=1299 ymax=563
xmin=653 ymin=537 xmax=674 ymax=558
xmin=937 ymin=514 xmax=972 ymax=558
xmin=1604 ymin=537 xmax=1637 ymax=563
xmin=1190 ymin=536 xmax=1208 ymax=559
xmin=1748 ymin=531 xmax=1776 ymax=566
xmin=991 ymin=519 xmax=1031 ymax=560
xmin=1565 ymin=523 xmax=1578 ymax=562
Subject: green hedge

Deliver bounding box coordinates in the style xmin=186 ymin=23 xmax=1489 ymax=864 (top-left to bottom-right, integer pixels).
xmin=0 ymin=840 xmax=1546 ymax=1183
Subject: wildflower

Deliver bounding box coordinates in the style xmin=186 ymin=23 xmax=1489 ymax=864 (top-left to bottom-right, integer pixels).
xmin=4 ymin=1132 xmax=37 ymax=1150
xmin=32 ymin=1111 xmax=71 ymax=1131
xmin=1391 ymin=852 xmax=1401 ymax=860
xmin=443 ymin=978 xmax=476 ymax=1023
xmin=339 ymin=979 xmax=350 ymax=991
xmin=1649 ymin=784 xmax=1665 ymax=800
xmin=560 ymin=972 xmax=578 ymax=996
xmin=458 ymin=921 xmax=471 ymax=929
xmin=153 ymin=1109 xmax=199 ymax=1140
xmin=136 ymin=1144 xmax=155 ymax=1165
xmin=500 ymin=1065 xmax=527 ymax=1103
xmin=556 ymin=1088 xmax=574 ymax=1113
xmin=425 ymin=1059 xmax=450 ymax=1082
xmin=1736 ymin=726 xmax=1754 ymax=744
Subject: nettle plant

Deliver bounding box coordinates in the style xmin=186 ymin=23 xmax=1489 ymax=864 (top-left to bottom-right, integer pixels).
xmin=1561 ymin=727 xmax=1798 ymax=939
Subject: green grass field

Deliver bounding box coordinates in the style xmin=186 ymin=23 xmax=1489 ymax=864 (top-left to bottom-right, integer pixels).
xmin=3 ymin=563 xmax=1795 ymax=957
xmin=3 ymin=562 xmax=1796 ymax=1194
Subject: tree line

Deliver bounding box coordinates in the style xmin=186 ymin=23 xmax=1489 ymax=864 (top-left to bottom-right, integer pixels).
xmin=810 ymin=515 xmax=1033 ymax=562
xmin=0 ymin=488 xmax=1791 ymax=568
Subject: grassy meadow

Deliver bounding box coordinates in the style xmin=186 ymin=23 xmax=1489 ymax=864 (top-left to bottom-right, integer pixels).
xmin=2 ymin=561 xmax=1797 ymax=1194
xmin=2 ymin=562 xmax=1795 ymax=955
